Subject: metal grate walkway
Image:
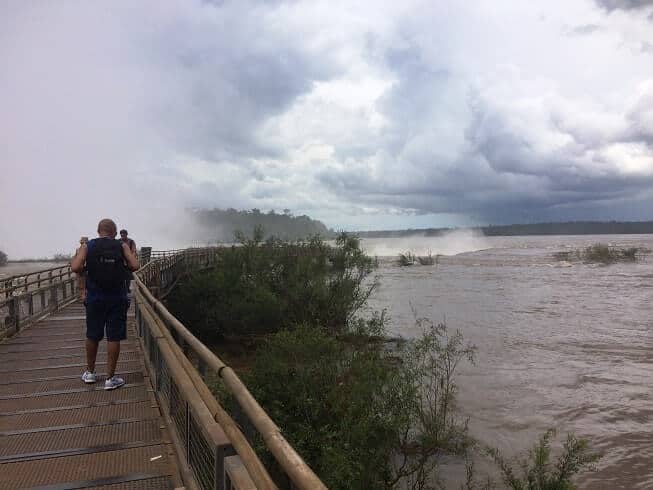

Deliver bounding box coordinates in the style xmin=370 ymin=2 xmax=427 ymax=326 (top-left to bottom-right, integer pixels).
xmin=0 ymin=302 xmax=182 ymax=490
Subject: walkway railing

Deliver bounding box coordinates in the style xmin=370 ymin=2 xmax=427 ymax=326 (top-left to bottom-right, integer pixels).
xmin=134 ymin=248 xmax=326 ymax=490
xmin=0 ymin=247 xmax=156 ymax=338
xmin=0 ymin=265 xmax=77 ymax=339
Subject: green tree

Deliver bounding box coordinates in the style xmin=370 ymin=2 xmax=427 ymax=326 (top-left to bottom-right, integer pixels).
xmin=484 ymin=430 xmax=599 ymax=490
xmin=167 ymin=231 xmax=377 ymax=341
xmin=0 ymin=250 xmax=7 ymax=266
xmin=245 ymin=318 xmax=475 ymax=490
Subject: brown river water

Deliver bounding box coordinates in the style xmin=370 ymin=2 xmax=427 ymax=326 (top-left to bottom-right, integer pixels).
xmin=364 ymin=233 xmax=653 ymax=489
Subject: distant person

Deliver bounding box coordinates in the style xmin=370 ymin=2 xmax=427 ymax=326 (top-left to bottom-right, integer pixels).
xmin=71 ymin=218 xmax=139 ymax=390
xmin=119 ymin=229 xmax=137 ymax=254
xmin=74 ymin=236 xmax=89 ymax=301
xmin=119 ymin=229 xmax=137 ymax=292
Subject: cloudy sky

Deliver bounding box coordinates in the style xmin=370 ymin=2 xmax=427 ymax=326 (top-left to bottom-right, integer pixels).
xmin=1 ymin=0 xmax=652 ymax=256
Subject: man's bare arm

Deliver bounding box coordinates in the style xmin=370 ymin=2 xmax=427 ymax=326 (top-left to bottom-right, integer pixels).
xmin=70 ymin=244 xmax=87 ymax=273
xmin=122 ymin=243 xmax=140 ymax=271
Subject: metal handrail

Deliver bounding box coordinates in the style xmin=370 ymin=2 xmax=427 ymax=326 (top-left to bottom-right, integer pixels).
xmin=135 ymin=248 xmax=327 ymax=490
xmin=1 ymin=265 xmax=72 ymax=296
xmin=0 ymin=269 xmax=77 ymax=339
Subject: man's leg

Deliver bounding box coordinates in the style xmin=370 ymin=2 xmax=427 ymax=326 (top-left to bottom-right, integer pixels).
xmin=107 ymin=341 xmax=121 ymax=378
xmin=83 ymin=302 xmax=104 ymax=383
xmin=86 ymin=339 xmax=99 ymax=372
xmin=104 ymin=299 xmax=128 ymax=390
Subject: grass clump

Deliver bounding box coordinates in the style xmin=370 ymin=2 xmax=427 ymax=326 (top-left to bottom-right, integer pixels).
xmin=398 ymin=252 xmax=417 ymax=266
xmin=418 ymin=252 xmax=439 ymax=266
xmin=552 ymin=251 xmax=580 ymax=262
xmin=481 ymin=429 xmax=600 ymax=490
xmin=553 ymin=243 xmax=645 ymax=264
xmin=582 ymin=244 xmax=617 ymax=264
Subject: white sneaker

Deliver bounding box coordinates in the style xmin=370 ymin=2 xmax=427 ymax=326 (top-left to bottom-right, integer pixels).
xmin=81 ymin=371 xmax=97 ymax=384
xmin=105 ymin=376 xmax=125 ymax=390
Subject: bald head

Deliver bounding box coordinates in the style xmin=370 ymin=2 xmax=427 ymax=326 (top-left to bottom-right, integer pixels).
xmin=97 ymin=218 xmax=117 ymax=237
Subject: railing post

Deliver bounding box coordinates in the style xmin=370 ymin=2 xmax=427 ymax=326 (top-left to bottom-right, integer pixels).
xmin=40 ymin=289 xmax=46 ymax=312
xmin=28 ymin=294 xmax=34 ymax=318
xmin=50 ymin=284 xmax=57 ymax=311
xmin=140 ymin=246 xmax=152 ymax=265
xmin=7 ymin=297 xmax=18 ymax=332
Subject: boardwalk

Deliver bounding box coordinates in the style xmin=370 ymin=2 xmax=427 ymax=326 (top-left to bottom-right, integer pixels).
xmin=0 ymin=249 xmax=326 ymax=490
xmin=0 ymin=301 xmax=181 ymax=489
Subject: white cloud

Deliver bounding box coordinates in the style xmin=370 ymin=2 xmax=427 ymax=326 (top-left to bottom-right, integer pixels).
xmin=2 ymin=0 xmax=653 ymax=256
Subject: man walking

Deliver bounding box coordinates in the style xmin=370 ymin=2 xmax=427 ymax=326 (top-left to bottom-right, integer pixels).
xmin=71 ymin=218 xmax=139 ymax=390
xmin=119 ymin=229 xmax=137 ymax=293
xmin=119 ymin=229 xmax=137 ymax=254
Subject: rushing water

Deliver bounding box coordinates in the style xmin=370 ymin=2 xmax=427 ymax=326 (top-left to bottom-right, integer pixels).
xmin=363 ymin=233 xmax=653 ymax=489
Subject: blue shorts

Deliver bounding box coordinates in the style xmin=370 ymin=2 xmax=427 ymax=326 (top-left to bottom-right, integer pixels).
xmin=85 ymin=299 xmax=128 ymax=342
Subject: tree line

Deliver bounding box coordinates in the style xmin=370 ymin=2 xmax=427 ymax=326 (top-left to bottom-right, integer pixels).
xmin=189 ymin=208 xmax=335 ymax=242
xmin=356 ymin=220 xmax=653 ymax=238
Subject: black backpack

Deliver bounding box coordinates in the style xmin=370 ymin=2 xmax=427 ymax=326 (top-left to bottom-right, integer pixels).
xmin=86 ymin=238 xmax=127 ymax=291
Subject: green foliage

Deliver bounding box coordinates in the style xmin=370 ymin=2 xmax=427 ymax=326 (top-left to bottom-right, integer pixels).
xmin=582 ymin=244 xmax=616 ymax=264
xmin=398 ymin=252 xmax=417 ymax=266
xmin=167 ymin=231 xmax=377 ymax=341
xmin=551 ymin=251 xmax=580 ymax=262
xmin=553 ymin=243 xmax=644 ymax=264
xmin=621 ymin=247 xmax=638 ymax=261
xmin=485 ymin=429 xmax=599 ymax=490
xmin=418 ymin=252 xmax=438 ymax=266
xmin=245 ymin=316 xmax=476 ymax=490
xmin=190 ymin=207 xmax=335 ymax=242
xmin=0 ymin=250 xmax=7 ymax=266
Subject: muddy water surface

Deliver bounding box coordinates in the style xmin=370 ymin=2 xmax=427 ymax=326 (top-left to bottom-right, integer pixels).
xmin=364 ymin=234 xmax=653 ymax=489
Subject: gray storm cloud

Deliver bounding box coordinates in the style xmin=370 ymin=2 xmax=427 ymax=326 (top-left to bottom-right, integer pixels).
xmin=2 ymin=0 xmax=652 ymax=257
xmin=594 ymin=0 xmax=653 ymax=11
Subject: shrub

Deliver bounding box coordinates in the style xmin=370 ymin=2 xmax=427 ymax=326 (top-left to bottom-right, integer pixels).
xmin=553 ymin=244 xmax=644 ymax=264
xmin=0 ymin=250 xmax=7 ymax=266
xmin=552 ymin=251 xmax=579 ymax=262
xmin=582 ymin=244 xmax=615 ymax=264
xmin=245 ymin=316 xmax=476 ymax=489
xmin=398 ymin=252 xmax=416 ymax=266
xmin=418 ymin=252 xmax=438 ymax=266
xmin=484 ymin=429 xmax=599 ymax=490
xmin=621 ymin=247 xmax=638 ymax=261
xmin=166 ymin=230 xmax=378 ymax=341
